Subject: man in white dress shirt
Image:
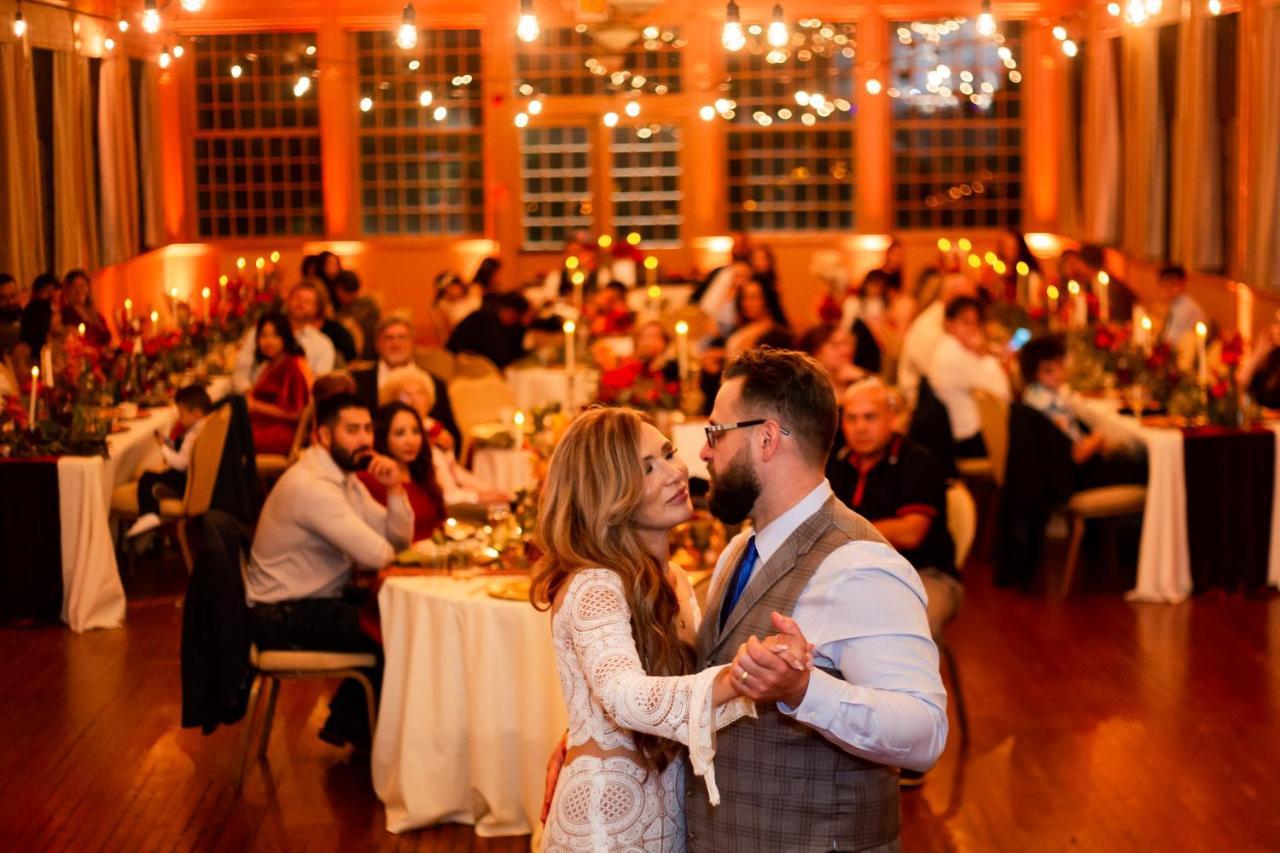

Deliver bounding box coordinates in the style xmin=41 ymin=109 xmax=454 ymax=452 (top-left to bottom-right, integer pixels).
xmin=897 ymin=272 xmax=978 ymax=407
xmin=686 ymin=348 xmax=947 ymax=850
xmin=232 ymin=282 xmax=336 ymax=391
xmin=1157 ymin=264 xmax=1208 ymax=345
xmin=925 ymin=296 xmax=1011 ymax=459
xmin=245 ymin=392 xmax=413 ymax=747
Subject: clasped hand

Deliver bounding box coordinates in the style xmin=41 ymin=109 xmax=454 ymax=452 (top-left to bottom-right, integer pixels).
xmin=729 ymin=611 xmax=815 ymax=708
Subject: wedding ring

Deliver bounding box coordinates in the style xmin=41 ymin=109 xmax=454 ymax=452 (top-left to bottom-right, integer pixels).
xmin=739 ymin=668 xmax=750 ymax=683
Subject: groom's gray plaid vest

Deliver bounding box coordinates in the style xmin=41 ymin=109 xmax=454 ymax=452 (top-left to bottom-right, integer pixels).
xmin=685 ymin=496 xmax=903 ymax=853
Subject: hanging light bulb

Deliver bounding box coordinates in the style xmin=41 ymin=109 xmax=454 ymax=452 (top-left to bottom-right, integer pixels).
xmin=172 ymin=44 xmax=184 ymax=58
xmin=360 ymin=96 xmax=374 ymax=112
xmin=104 ymin=37 xmax=116 ymax=51
xmin=418 ymin=89 xmax=433 ymax=107
xmin=603 ymin=111 xmax=619 ymax=127
xmin=976 ymin=0 xmax=996 ymax=37
xmin=142 ymin=0 xmax=160 ymax=34
xmin=118 ymin=18 xmax=129 ymax=32
xmin=516 ymin=0 xmax=539 ymax=43
xmin=527 ymin=98 xmax=543 ymax=115
xmin=13 ymin=10 xmax=26 ymax=38
xmin=230 ymin=61 xmax=243 ymax=79
xmin=1124 ymin=0 xmax=1149 ymax=25
xmin=699 ymin=105 xmax=715 ymax=121
xmin=624 ymin=100 xmax=641 ymax=117
xmin=1062 ymin=39 xmax=1078 ymax=57
xmin=158 ymin=48 xmax=171 ymax=69
xmin=293 ymin=75 xmax=311 ymax=97
xmin=514 ymin=112 xmax=529 ymax=127
xmin=396 ymin=3 xmax=417 ymax=50
xmin=1207 ymin=0 xmax=1221 ymax=13
xmin=180 ymin=0 xmax=205 ymax=11
xmin=433 ymin=105 xmax=447 ymax=121
xmin=722 ymin=1 xmax=745 ymax=51
xmin=766 ymin=4 xmax=788 ymax=48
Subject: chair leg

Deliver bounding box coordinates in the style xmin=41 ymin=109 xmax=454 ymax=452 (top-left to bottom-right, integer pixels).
xmin=257 ymin=677 xmax=282 ymax=759
xmin=235 ymin=674 xmax=264 ymax=791
xmin=176 ymin=518 xmax=194 ymax=574
xmin=939 ymin=640 xmax=970 ymax=743
xmin=1061 ymin=515 xmax=1087 ymax=596
xmin=351 ymin=671 xmax=378 ymax=745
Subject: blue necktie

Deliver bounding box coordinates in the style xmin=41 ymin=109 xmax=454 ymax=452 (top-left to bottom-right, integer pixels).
xmin=719 ymin=535 xmax=759 ymax=631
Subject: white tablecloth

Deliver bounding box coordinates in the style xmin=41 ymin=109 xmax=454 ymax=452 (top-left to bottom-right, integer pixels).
xmin=372 ymin=575 xmax=566 ymax=836
xmin=625 ymin=283 xmax=694 ymax=313
xmin=506 ymin=366 xmax=598 ymax=412
xmin=472 ymin=448 xmax=535 ymax=494
xmin=1079 ymin=401 xmax=1280 ymax=603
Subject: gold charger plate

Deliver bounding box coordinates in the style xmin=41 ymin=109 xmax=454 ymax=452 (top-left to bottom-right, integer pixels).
xmin=487 ymin=577 xmax=531 ymax=601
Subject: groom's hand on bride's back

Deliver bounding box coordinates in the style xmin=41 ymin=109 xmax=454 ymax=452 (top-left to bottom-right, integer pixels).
xmin=540 ymin=731 xmax=568 ymax=824
xmin=730 ymin=611 xmax=815 ymax=708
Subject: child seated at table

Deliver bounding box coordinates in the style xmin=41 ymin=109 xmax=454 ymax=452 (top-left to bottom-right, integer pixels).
xmin=126 ymin=384 xmax=213 ymax=538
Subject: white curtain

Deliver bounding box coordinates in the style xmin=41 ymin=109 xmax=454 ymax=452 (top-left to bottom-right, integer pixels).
xmin=1247 ymin=6 xmax=1280 ymax=291
xmin=1169 ymin=17 xmax=1223 ymax=273
xmin=98 ymin=54 xmax=139 ymax=266
xmin=1082 ymin=36 xmax=1121 ymax=246
xmin=0 ymin=41 xmax=46 ymax=287
xmin=138 ymin=63 xmax=165 ymax=251
xmin=1120 ymin=28 xmax=1167 ymax=260
xmin=53 ymin=50 xmax=101 ymax=273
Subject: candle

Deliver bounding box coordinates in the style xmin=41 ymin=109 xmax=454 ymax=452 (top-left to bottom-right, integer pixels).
xmin=1096 ymin=271 xmax=1111 ymax=323
xmin=1046 ymin=284 xmax=1060 ymax=326
xmin=124 ymin=297 xmax=133 ymax=322
xmin=512 ymin=410 xmax=526 ymax=445
xmin=270 ymin=250 xmax=281 ymax=265
xmin=255 ymin=257 xmax=266 ymax=290
xmin=1196 ymin=321 xmax=1208 ymax=386
xmin=1066 ymin=280 xmax=1085 ymax=329
xmin=563 ymin=319 xmax=576 ymax=373
xmin=168 ymin=288 xmax=180 ymax=328
xmin=675 ymin=319 xmax=690 ymax=379
xmin=1015 ymin=261 xmax=1029 ymax=306
xmin=235 ymin=257 xmax=247 ymax=282
xmin=201 ymin=286 xmax=212 ymax=321
xmin=571 ymin=270 xmax=585 ymax=307
xmin=28 ymin=365 xmax=39 ymax=426
xmin=77 ymin=323 xmax=86 ymax=338
xmin=1140 ymin=314 xmax=1154 ymax=354
xmin=647 ymin=284 xmax=662 ymax=314
xmin=644 ymin=255 xmax=659 ymax=288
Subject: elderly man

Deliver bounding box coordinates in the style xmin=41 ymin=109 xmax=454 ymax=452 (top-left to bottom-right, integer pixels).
xmin=828 ymin=378 xmax=961 ymax=639
xmin=351 ymin=316 xmax=459 ymax=448
xmin=897 ymin=272 xmax=978 ymax=407
xmin=925 ymin=296 xmax=1011 ymax=459
xmin=233 ymin=282 xmax=336 ymax=391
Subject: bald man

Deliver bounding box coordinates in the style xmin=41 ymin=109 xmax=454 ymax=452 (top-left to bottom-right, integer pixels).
xmin=827 ymin=378 xmax=962 ymax=637
xmin=897 ymin=272 xmax=979 ymax=407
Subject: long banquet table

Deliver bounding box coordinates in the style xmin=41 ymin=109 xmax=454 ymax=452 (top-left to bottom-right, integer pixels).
xmin=371 ymin=574 xmax=566 ymax=836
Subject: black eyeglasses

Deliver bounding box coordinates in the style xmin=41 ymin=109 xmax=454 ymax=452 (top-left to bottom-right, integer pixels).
xmin=704 ymin=419 xmax=791 ymax=449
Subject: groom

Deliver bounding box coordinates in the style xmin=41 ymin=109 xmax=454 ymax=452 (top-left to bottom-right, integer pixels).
xmin=694 ymin=348 xmax=947 ymax=852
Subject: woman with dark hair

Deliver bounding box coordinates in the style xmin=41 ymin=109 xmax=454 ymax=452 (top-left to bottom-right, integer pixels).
xmin=996 ymin=229 xmax=1041 ymax=303
xmin=725 ymin=278 xmax=788 ymax=359
xmin=314 ymin=250 xmax=343 ymax=304
xmin=359 ymin=402 xmax=446 ymax=541
xmin=247 ymin=312 xmax=311 ymax=455
xmin=748 ymin=244 xmax=779 ymax=294
xmin=472 ymin=257 xmax=502 ymax=293
xmin=60 ymin=269 xmax=112 ymax=347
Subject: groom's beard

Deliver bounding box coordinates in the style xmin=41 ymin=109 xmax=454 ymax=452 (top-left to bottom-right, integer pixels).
xmin=707 ymin=446 xmax=760 ymax=526
xmin=330 ymin=443 xmax=372 ymax=472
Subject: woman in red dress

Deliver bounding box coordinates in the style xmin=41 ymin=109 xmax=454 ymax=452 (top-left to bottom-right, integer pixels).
xmin=359 ymin=401 xmax=446 ymax=541
xmin=247 ymin=312 xmax=310 ymax=455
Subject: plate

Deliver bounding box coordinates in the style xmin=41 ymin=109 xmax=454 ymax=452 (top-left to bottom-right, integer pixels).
xmin=486 ymin=578 xmax=531 ymax=601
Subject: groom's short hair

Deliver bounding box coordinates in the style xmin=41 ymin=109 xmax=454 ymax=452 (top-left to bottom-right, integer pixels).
xmin=722 ymin=348 xmax=837 ymax=466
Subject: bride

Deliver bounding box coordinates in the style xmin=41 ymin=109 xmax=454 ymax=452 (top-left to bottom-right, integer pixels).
xmin=531 ymin=407 xmax=802 ymax=851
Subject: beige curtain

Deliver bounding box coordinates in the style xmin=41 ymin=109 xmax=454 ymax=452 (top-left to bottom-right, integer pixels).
xmin=1169 ymin=17 xmax=1223 ymax=273
xmin=138 ymin=63 xmax=165 ymax=250
xmin=53 ymin=50 xmax=101 ymax=273
xmin=1057 ymin=48 xmax=1082 ymax=239
xmin=98 ymin=54 xmax=139 ymax=266
xmin=1082 ymin=37 xmax=1121 ymax=245
xmin=0 ymin=41 xmax=46 ymax=287
xmin=1120 ymin=29 xmax=1167 ymax=260
xmin=1246 ymin=6 xmax=1280 ymax=291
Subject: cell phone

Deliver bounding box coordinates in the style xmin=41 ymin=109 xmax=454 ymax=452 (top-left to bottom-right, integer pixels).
xmin=1007 ymin=327 xmax=1032 ymax=353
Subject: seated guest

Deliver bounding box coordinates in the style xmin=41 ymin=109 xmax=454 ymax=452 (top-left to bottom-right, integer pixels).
xmin=0 ymin=273 xmax=21 ymax=357
xmin=840 ymin=268 xmax=891 ymax=374
xmin=827 ymin=377 xmax=960 ymax=638
xmin=333 ymin=270 xmax=380 ymax=360
xmin=1079 ymin=244 xmax=1136 ymax=321
xmin=359 ymin=402 xmax=446 ymax=542
xmin=1157 ymin=265 xmax=1208 ymax=344
xmin=380 ymin=368 xmax=514 ymax=505
xmin=584 ymin=282 xmax=634 ymax=337
xmin=1240 ymin=311 xmax=1280 ymax=408
xmin=18 ymin=273 xmax=61 ymax=370
xmin=125 ymin=384 xmax=213 ymax=538
xmin=446 ymin=291 xmax=531 ymax=370
xmin=897 ymin=272 xmax=977 ymax=407
xmin=314 ymin=250 xmax=343 ymax=304
xmin=472 ymin=256 xmax=503 ymax=293
xmin=233 ymin=282 xmax=335 ymax=391
xmin=597 ymin=320 xmax=680 ymax=405
xmin=877 ymin=237 xmax=905 ymax=294
xmin=426 ymin=271 xmax=477 ymax=345
xmin=1019 ymin=335 xmax=1146 ymax=490
xmin=245 ymin=392 xmax=413 ymax=747
xmin=247 ymin=312 xmax=311 ymax=455
xmin=925 ymin=296 xmax=1010 ymax=458
xmin=725 ymin=278 xmax=788 ymax=359
xmin=698 ymin=257 xmax=752 ymax=339
xmin=312 ymin=370 xmax=358 ymax=403
xmin=748 ymin=243 xmax=779 ymax=294
xmin=60 ymin=269 xmax=112 ymax=347
xmin=352 ymin=316 xmax=459 ymax=450
xmin=312 ymin=280 xmax=357 ymax=364
xmin=632 ymin=318 xmax=678 ymax=380
xmin=798 ymin=323 xmax=865 ymax=400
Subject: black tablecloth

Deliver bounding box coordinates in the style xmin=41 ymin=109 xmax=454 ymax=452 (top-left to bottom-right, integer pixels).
xmin=1183 ymin=427 xmax=1274 ymax=593
xmin=0 ymin=459 xmax=64 ymax=622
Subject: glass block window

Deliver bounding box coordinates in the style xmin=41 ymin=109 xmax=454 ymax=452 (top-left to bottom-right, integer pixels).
xmin=355 ymin=29 xmax=484 ymax=236
xmin=520 ymin=127 xmax=593 ymax=251
xmin=725 ymin=21 xmax=856 ymax=232
xmin=514 ymin=27 xmax=683 ymax=97
xmin=889 ymin=18 xmax=1024 ymax=229
xmin=610 ymin=126 xmax=682 ymax=246
xmin=192 ymin=32 xmax=323 ymax=237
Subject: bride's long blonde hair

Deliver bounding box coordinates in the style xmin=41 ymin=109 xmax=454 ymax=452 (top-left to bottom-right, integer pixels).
xmin=530 ymin=407 xmax=695 ymax=771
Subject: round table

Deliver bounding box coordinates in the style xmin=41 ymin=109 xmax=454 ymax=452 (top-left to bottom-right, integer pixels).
xmin=472 ymin=447 xmax=535 ymax=494
xmin=505 ymin=366 xmax=598 ymax=412
xmin=371 ymin=574 xmax=566 ymax=836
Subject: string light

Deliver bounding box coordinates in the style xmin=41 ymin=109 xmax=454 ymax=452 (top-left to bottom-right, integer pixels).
xmin=395 ymin=3 xmax=417 ymax=50
xmin=1107 ymin=2 xmax=1121 ymax=14
xmin=516 ymin=0 xmax=539 ymax=43
xmin=514 ymin=112 xmax=529 ymax=127
xmin=1125 ymin=0 xmax=1150 ymax=25
xmin=230 ymin=61 xmax=243 ymax=79
xmin=142 ymin=0 xmax=160 ymax=34
xmin=360 ymin=96 xmax=373 ymax=112
xmin=158 ymin=48 xmax=171 ymax=69
xmin=292 ymin=75 xmax=311 ymax=97
xmin=433 ymin=105 xmax=447 ymax=121
xmin=118 ymin=18 xmax=129 ymax=32
xmin=624 ymin=100 xmax=641 ymax=117
xmin=866 ymin=79 xmax=882 ymax=95
xmin=603 ymin=111 xmax=619 ymax=127
xmin=13 ymin=11 xmax=26 ymax=38
xmin=722 ymin=0 xmax=745 ymax=51
xmin=104 ymin=37 xmax=115 ymax=51
xmin=172 ymin=44 xmax=184 ymax=59
xmin=699 ymin=105 xmax=716 ymax=121
xmin=1052 ymin=26 xmax=1067 ymax=40
xmin=1062 ymin=39 xmax=1078 ymax=57
xmin=418 ymin=90 xmax=433 ymax=107
xmin=976 ymin=0 xmax=997 ymax=37
xmin=1207 ymin=0 xmax=1221 ymax=13
xmin=766 ymin=4 xmax=788 ymax=49
xmin=180 ymin=0 xmax=205 ymax=11
xmin=527 ymin=98 xmax=543 ymax=115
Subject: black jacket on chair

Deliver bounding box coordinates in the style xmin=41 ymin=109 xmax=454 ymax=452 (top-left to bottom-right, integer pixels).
xmin=994 ymin=403 xmax=1075 ymax=588
xmin=210 ymin=394 xmax=259 ymax=524
xmin=181 ymin=511 xmax=253 ymax=734
xmin=907 ymin=377 xmax=958 ymax=480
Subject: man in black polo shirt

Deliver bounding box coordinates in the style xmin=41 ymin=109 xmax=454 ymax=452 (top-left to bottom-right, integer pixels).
xmin=827 ymin=377 xmax=962 ymax=638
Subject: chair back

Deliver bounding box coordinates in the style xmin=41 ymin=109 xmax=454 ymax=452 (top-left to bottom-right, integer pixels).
xmin=946 ymin=481 xmax=978 ymax=568
xmin=454 ymin=352 xmax=500 ymax=378
xmin=447 ymin=373 xmax=517 ymax=455
xmin=288 ymin=400 xmax=314 ymax=461
xmin=415 ymin=346 xmax=457 ymax=383
xmin=973 ymin=389 xmax=1011 ymax=488
xmin=182 ymin=405 xmax=233 ymax=517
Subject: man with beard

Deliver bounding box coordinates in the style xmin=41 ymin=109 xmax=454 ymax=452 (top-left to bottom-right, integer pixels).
xmin=0 ymin=274 xmax=21 ymax=358
xmin=692 ymin=348 xmax=947 ymax=851
xmin=244 ymin=392 xmax=413 ymax=747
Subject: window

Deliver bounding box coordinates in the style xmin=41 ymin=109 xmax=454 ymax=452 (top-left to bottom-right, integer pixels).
xmin=610 ymin=126 xmax=682 ymax=246
xmin=725 ymin=22 xmax=856 ymax=232
xmin=355 ymin=29 xmax=484 ymax=236
xmin=889 ymin=18 xmax=1024 ymax=229
xmin=514 ymin=28 xmax=683 ymax=97
xmin=192 ymin=32 xmax=323 ymax=238
xmin=520 ymin=126 xmax=592 ymax=251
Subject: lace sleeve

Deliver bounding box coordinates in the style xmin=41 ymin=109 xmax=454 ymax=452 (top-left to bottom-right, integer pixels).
xmin=563 ymin=569 xmax=755 ymax=804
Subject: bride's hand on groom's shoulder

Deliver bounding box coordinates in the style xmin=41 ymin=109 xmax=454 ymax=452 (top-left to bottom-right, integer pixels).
xmin=729 ymin=612 xmax=815 ymax=708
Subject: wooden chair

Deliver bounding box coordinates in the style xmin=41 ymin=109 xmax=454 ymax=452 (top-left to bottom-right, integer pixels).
xmin=415 ymin=346 xmax=457 ymax=383
xmin=1060 ymin=484 xmax=1147 ymax=595
xmin=454 ymin=351 xmax=500 ymax=379
xmin=255 ymin=400 xmax=314 ymax=482
xmin=110 ymin=405 xmax=233 ymax=572
xmin=447 ymin=373 xmax=517 ymax=459
xmin=939 ymin=480 xmax=977 ymax=741
xmin=973 ymin=389 xmax=1011 ymax=488
xmin=235 ymin=644 xmax=378 ymax=790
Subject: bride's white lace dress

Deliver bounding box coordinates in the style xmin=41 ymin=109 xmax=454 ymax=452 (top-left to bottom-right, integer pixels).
xmin=541 ymin=568 xmax=754 ymax=852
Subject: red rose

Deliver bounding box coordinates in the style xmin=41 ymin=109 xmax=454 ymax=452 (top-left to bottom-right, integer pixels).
xmin=1210 ymin=380 xmax=1229 ymax=400
xmin=1094 ymin=327 xmax=1116 ymax=351
xmin=1220 ymin=333 xmax=1244 ymax=367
